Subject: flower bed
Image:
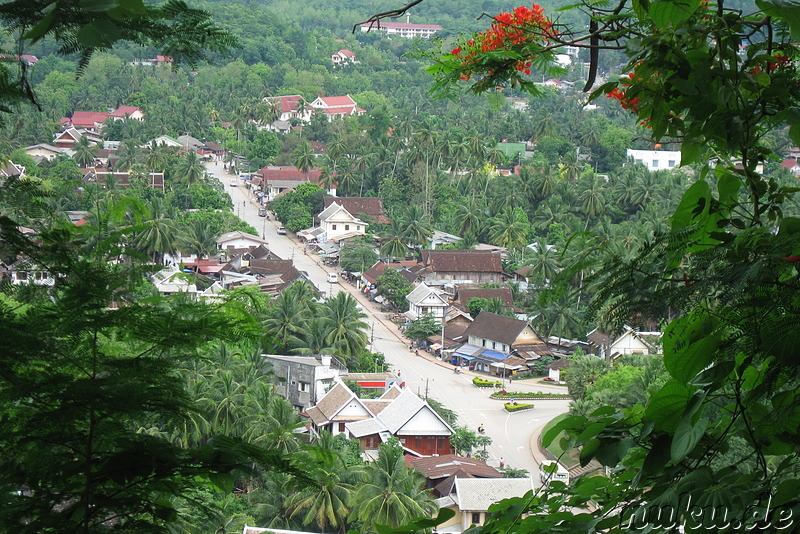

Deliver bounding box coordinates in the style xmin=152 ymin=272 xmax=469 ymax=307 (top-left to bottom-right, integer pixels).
xmin=473 ymin=377 xmax=502 ymax=388
xmin=504 ymin=402 xmax=533 ymax=413
xmin=491 ymin=390 xmax=570 ymax=399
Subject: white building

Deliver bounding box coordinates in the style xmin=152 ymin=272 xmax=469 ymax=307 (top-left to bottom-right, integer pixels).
xmin=316 ymin=202 xmax=367 ymax=242
xmin=404 ymin=282 xmax=449 ymax=323
xmin=358 ymin=21 xmax=443 ymax=39
xmin=626 ymin=149 xmax=682 ymax=171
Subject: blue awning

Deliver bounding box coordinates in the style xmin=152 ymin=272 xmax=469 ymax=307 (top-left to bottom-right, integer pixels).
xmin=455 ymin=354 xmax=476 ymax=361
xmin=475 ymin=349 xmax=507 ymax=361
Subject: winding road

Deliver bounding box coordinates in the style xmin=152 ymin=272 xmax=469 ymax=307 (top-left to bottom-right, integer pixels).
xmin=207 ymin=161 xmax=569 ymax=484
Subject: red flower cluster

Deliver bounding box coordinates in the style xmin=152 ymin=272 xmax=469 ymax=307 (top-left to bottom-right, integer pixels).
xmin=450 ymin=3 xmax=553 ymax=80
xmin=606 ymin=70 xmax=642 ymax=111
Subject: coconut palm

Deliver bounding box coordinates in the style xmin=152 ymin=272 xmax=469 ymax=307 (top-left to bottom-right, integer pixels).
xmin=175 ymin=151 xmax=206 ymax=189
xmin=350 ymin=443 xmax=437 ymax=529
xmin=293 ymin=140 xmax=315 ymax=174
xmin=320 ymin=292 xmax=368 ymax=360
xmin=401 ymin=205 xmax=433 ymax=252
xmin=264 ymin=290 xmax=308 ymax=351
xmin=72 ymin=135 xmax=99 ymax=168
xmin=177 ymin=218 xmax=217 ymax=259
xmin=488 ymin=207 xmax=529 ymax=249
xmin=133 ymin=217 xmax=178 ymax=264
xmin=284 ymin=445 xmax=357 ymax=533
xmin=456 ymin=197 xmax=485 ymax=237
xmin=115 ymin=141 xmax=140 ymax=171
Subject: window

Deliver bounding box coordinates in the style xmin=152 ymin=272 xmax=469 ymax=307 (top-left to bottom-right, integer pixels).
xmin=357 ymin=225 xmax=362 ymax=231
xmin=492 ymin=341 xmax=496 ymax=349
xmin=652 ymin=160 xmax=659 ymax=168
xmin=332 ymin=224 xmax=337 ymax=230
xmin=338 ymin=423 xmax=345 ymax=432
xmin=482 ymin=339 xmax=486 ymax=347
xmin=298 ymin=381 xmax=310 ymax=392
xmin=668 ymin=160 xmax=676 ymax=167
xmin=345 ymin=224 xmax=350 ymax=230
xmin=503 ymin=344 xmax=507 ymax=352
xmin=472 ymin=513 xmax=482 ymax=525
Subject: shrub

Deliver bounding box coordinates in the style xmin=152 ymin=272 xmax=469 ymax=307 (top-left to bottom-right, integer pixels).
xmin=490 ymin=391 xmax=570 ymax=399
xmin=473 ymin=377 xmax=502 ymax=388
xmin=504 ymin=402 xmax=533 ymax=412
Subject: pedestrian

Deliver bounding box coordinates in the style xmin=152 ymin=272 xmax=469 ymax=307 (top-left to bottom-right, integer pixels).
xmin=499 ymin=457 xmax=505 ymax=468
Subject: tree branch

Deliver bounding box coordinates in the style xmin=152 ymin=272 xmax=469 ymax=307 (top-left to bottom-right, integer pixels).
xmin=353 ymin=0 xmax=426 ymax=33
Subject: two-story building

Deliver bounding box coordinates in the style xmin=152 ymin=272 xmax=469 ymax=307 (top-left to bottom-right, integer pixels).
xmin=404 ymin=282 xmax=449 ymax=323
xmin=419 ymin=250 xmax=504 ymax=287
xmin=315 ymin=201 xmax=368 ymax=242
xmin=264 ymin=354 xmax=347 ymax=411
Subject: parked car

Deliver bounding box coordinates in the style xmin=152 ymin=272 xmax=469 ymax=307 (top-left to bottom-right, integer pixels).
xmin=258 ymin=207 xmax=268 ymax=217
xmin=326 ymin=273 xmax=339 ymax=284
xmin=277 ymin=227 xmax=287 ymax=235
xmin=229 ymin=178 xmax=237 ymax=186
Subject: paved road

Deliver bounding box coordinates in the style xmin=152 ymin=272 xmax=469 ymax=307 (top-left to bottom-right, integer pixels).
xmin=207 ymin=162 xmax=569 ymax=482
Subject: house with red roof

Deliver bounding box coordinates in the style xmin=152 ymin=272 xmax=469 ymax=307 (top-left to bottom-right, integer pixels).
xmin=262 ymin=95 xmax=311 ymax=124
xmin=781 ymin=157 xmax=800 ymax=176
xmin=308 ymin=95 xmax=365 ymax=121
xmin=61 ymin=106 xmax=144 ymax=131
xmin=331 ymin=49 xmax=357 ymax=67
xmin=53 ymin=128 xmax=102 ymax=149
xmin=251 ymin=165 xmax=334 ymax=200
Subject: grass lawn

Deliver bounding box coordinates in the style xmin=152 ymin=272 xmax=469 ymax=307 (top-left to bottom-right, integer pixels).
xmin=540 ymin=413 xmax=581 ymax=469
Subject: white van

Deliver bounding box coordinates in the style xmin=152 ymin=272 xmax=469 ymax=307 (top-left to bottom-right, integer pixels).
xmin=326 ymin=273 xmax=338 ymax=284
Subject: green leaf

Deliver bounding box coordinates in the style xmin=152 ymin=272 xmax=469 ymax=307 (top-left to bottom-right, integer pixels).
xmin=773 ymin=479 xmax=800 ymax=507
xmin=680 ymin=138 xmax=702 ymax=166
xmin=716 ymin=171 xmax=741 ymax=208
xmin=76 ymin=20 xmax=121 ymax=48
xmin=644 ymin=379 xmax=692 ymax=433
xmin=757 ymin=0 xmax=800 ymax=41
xmin=670 ymin=417 xmax=708 ymax=463
xmin=208 ymin=471 xmax=234 ymax=492
xmin=789 ymin=124 xmax=800 ymax=148
xmin=580 ymin=438 xmax=600 ymax=466
xmin=649 ymin=0 xmax=701 ymax=28
xmin=80 ymin=0 xmax=120 ymax=12
xmin=22 ymin=11 xmax=56 ymax=43
xmin=662 ymin=311 xmax=720 ymax=383
xmin=542 ymin=415 xmax=585 ymax=447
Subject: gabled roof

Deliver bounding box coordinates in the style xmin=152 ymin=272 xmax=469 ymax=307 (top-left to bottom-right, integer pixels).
xmin=322 ymin=197 xmax=390 ymax=224
xmin=406 ymin=282 xmax=448 ymax=307
xmin=110 ymin=105 xmax=143 ymax=118
xmin=377 ymin=388 xmax=453 ymax=435
xmin=313 ymin=95 xmax=357 ymax=108
xmin=456 ymin=288 xmax=514 ymax=307
xmin=337 ymin=49 xmax=356 ymax=58
xmin=255 ymin=165 xmax=323 ymax=183
xmin=264 ymin=95 xmax=306 ymax=114
xmin=216 ymin=231 xmax=268 ymax=245
xmin=586 ymin=327 xmax=613 ymax=348
xmin=421 ymin=249 xmax=502 ymax=273
xmin=464 ymin=311 xmax=533 ymax=346
xmin=66 ymin=110 xmax=111 ymax=128
xmin=304 ymin=381 xmax=371 ymax=426
xmin=453 ymin=478 xmax=534 ymax=511
xmin=247 ymin=259 xmax=294 ymax=275
xmin=407 ymin=454 xmax=500 ymax=480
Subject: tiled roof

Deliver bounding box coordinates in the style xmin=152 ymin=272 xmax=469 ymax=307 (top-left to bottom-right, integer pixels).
xmin=109 ymin=105 xmax=142 ymax=117
xmin=408 ymin=454 xmax=500 ymax=480
xmin=248 ymin=259 xmax=294 ymax=275
xmin=313 ymin=382 xmax=358 ymax=421
xmin=264 ymin=95 xmax=305 ymax=114
xmin=464 ymin=311 xmax=530 ymax=345
xmin=454 ymin=478 xmax=533 ymax=511
xmin=346 ymin=417 xmax=387 ymax=438
xmin=255 ymin=165 xmax=322 ymax=183
xmin=421 ymin=250 xmax=502 ymax=273
xmin=323 ymin=197 xmax=390 ymax=224
xmin=67 ymin=111 xmax=111 ymax=128
xmin=406 ymin=282 xmax=448 ymax=306
xmin=457 ymin=288 xmax=514 ymax=307
xmin=316 ymin=95 xmax=357 ymax=108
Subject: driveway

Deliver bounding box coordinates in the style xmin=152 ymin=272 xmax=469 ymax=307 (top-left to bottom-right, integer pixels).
xmin=206 ymin=162 xmax=569 ymax=483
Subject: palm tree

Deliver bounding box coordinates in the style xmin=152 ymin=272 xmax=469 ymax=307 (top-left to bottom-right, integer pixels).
xmin=456 ymin=197 xmax=485 ymax=237
xmin=263 ymin=290 xmax=308 ymax=351
xmin=525 ymin=239 xmax=560 ymax=286
xmin=401 ymin=205 xmax=433 ymax=252
xmin=293 ymin=140 xmax=315 ymax=174
xmin=380 ymin=227 xmax=410 ymax=263
xmin=488 ymin=207 xmax=529 ymax=249
xmin=578 ymin=173 xmax=606 ymax=230
xmin=144 ymin=140 xmax=170 ymax=175
xmin=178 ymin=219 xmax=217 ymax=259
xmin=320 ymin=292 xmax=368 ymax=361
xmin=115 ymin=141 xmax=140 ymax=171
xmin=350 ymin=443 xmax=437 ymax=529
xmin=175 ymin=151 xmax=206 ymax=189
xmin=284 ymin=445 xmax=356 ymax=533
xmin=72 ymin=135 xmax=98 ymax=168
xmin=133 ymin=217 xmax=178 ymax=264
